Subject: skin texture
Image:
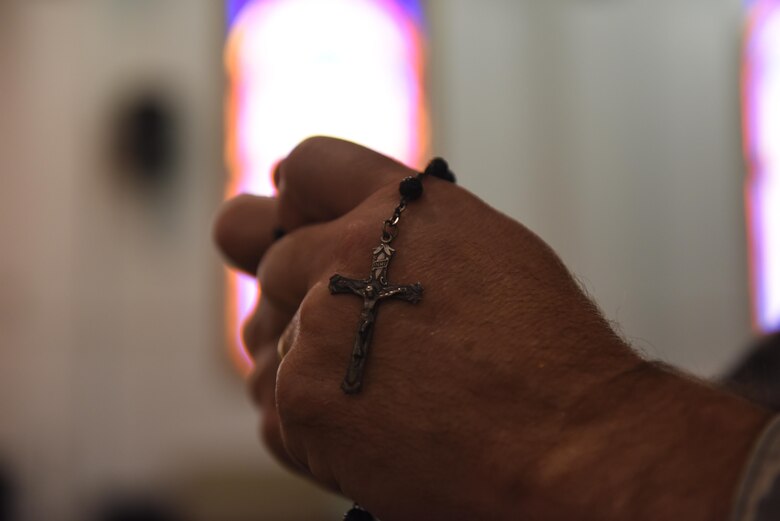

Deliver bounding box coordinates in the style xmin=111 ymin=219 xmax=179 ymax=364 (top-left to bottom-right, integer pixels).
xmin=214 ymin=137 xmax=773 ymax=521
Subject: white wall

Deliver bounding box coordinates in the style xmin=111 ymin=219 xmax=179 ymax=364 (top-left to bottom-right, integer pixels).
xmin=1 ymin=2 xmax=345 ymax=520
xmin=429 ymin=0 xmax=752 ymax=376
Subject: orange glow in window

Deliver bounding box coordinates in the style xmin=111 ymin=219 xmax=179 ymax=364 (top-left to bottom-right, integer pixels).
xmin=224 ymin=0 xmax=428 ymax=376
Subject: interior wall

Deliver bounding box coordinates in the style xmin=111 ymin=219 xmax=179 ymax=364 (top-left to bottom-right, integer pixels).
xmin=428 ymin=0 xmax=751 ymax=376
xmin=0 ymin=0 xmax=757 ymax=520
xmin=1 ymin=2 xmax=346 ymax=521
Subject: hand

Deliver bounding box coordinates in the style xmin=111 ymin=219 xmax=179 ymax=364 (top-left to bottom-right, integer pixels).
xmin=214 ymin=137 xmax=771 ymax=521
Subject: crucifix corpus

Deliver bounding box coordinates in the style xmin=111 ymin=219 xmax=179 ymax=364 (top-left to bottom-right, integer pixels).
xmin=329 ymin=242 xmax=423 ymax=394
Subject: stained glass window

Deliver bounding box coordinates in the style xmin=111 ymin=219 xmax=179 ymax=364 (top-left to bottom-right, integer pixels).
xmin=224 ymin=0 xmax=428 ymax=374
xmin=744 ymin=0 xmax=780 ymax=334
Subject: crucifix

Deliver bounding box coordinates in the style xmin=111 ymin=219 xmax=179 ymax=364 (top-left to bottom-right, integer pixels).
xmin=329 ymin=242 xmax=423 ymax=394
xmin=328 ymin=162 xmax=454 ymax=521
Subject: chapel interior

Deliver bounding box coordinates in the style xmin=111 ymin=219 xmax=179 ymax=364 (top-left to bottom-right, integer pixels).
xmin=0 ymin=1 xmax=778 ymax=520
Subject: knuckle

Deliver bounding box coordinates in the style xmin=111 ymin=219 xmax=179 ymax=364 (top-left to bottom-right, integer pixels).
xmin=275 ymin=352 xmax=317 ymax=431
xmin=212 ymin=194 xmax=256 ymax=253
xmin=258 ymin=407 xmax=306 ymax=472
xmin=241 ymin=299 xmax=278 ymax=355
xmin=285 ymin=135 xmax=333 ymax=182
xmin=257 ymin=229 xmax=331 ymax=310
xmin=256 ymin=235 xmax=285 ymax=286
xmin=296 ymin=282 xmax=332 ymax=336
xmin=333 ymin=218 xmax=375 ymax=267
xmin=274 ymin=284 xmax=337 ymax=426
xmin=260 ymin=410 xmax=284 ymax=456
xmin=256 ymin=234 xmax=297 ymax=304
xmin=291 ymin=135 xmax=332 ymax=154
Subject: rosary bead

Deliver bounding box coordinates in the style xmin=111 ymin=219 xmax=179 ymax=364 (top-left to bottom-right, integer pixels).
xmin=399 ymin=175 xmax=424 ymax=200
xmin=424 ymin=157 xmax=456 ymax=183
xmin=343 ymin=506 xmax=376 ymax=521
xmin=272 ymin=227 xmax=287 ymax=241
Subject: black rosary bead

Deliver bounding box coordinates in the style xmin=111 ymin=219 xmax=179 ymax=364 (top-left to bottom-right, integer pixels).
xmin=344 ymin=505 xmax=376 ymax=521
xmin=424 ymin=157 xmax=456 ymax=183
xmin=399 ymin=175 xmax=424 ymax=201
xmin=272 ymin=227 xmax=287 ymax=241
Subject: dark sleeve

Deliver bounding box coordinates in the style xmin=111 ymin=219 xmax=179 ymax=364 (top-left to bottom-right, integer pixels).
xmin=732 ymin=416 xmax=780 ymax=521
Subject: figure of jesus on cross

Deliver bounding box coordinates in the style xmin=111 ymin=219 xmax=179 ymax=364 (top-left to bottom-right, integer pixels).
xmin=329 ymin=242 xmax=424 ymax=394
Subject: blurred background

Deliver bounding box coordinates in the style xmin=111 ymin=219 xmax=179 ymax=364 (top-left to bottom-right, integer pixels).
xmin=1 ymin=0 xmax=779 ymax=520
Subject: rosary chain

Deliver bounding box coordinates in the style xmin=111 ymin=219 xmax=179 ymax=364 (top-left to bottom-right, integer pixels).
xmin=380 ymin=197 xmax=408 ymax=244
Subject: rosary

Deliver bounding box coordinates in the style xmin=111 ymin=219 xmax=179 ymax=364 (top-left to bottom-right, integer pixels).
xmin=331 ymin=158 xmax=456 ymax=520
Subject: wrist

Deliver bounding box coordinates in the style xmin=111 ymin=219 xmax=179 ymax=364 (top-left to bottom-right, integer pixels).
xmin=529 ymin=362 xmax=772 ymax=521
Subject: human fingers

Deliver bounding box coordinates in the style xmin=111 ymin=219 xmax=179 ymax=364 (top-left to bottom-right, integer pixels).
xmin=240 ymin=221 xmax=338 ymax=364
xmin=256 ymin=222 xmax=338 ymax=314
xmin=276 ymin=136 xmax=418 ymax=230
xmin=214 ymin=138 xmax=418 ymax=273
xmin=243 ymin=223 xmax=352 ymax=482
xmin=213 ymin=194 xmax=278 ymax=275
xmin=246 ymin=347 xmax=305 ymax=473
xmin=241 ymin=216 xmax=354 ymax=407
xmin=241 ymin=297 xmax=292 ymax=360
xmin=248 ymin=330 xmax=344 ymax=491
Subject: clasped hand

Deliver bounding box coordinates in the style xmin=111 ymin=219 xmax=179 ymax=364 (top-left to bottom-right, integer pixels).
xmin=214 ymin=137 xmax=770 ymax=521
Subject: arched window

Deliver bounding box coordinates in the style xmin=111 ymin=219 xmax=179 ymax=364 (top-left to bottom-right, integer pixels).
xmin=224 ymin=0 xmax=428 ymax=375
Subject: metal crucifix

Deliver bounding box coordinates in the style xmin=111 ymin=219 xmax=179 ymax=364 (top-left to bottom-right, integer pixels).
xmin=329 ymin=242 xmax=423 ymax=394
